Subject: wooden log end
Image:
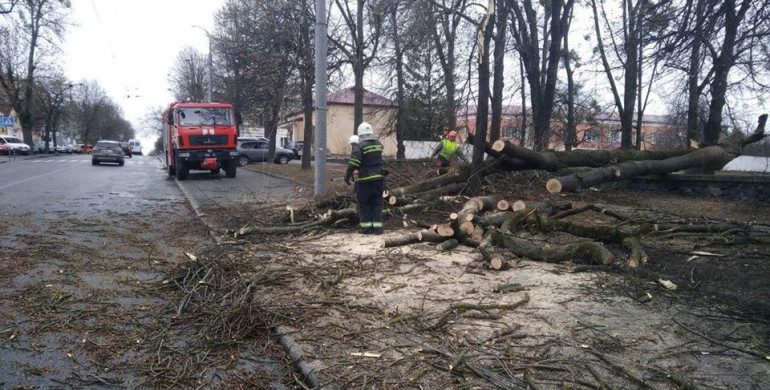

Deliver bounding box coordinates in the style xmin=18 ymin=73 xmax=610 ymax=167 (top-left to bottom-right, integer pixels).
xmin=491 ymin=139 xmax=506 ymax=152
xmin=465 ymin=214 xmax=476 ymax=222
xmin=512 ymin=200 xmax=526 ymax=212
xmin=489 ymin=256 xmax=504 ymax=270
xmin=437 ymin=225 xmax=455 ymax=237
xmin=388 ymin=196 xmax=398 ymax=206
xmin=613 ymin=169 xmax=621 ymax=178
xmin=449 ymin=212 xmax=459 ymax=221
xmin=460 ymin=221 xmax=475 ymax=235
xmin=546 ymin=179 xmax=562 ymax=194
xmin=382 ymin=190 xmax=390 ymax=199
xmin=497 ymin=200 xmax=510 ymax=211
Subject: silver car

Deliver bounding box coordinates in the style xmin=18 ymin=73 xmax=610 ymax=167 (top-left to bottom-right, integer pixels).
xmin=236 ymin=140 xmax=294 ymax=166
xmin=91 ymin=140 xmax=125 ymax=166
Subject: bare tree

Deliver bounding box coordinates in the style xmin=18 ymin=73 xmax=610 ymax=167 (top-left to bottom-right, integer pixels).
xmin=0 ymin=0 xmax=18 ymax=14
xmin=37 ymin=73 xmax=69 ymax=152
xmin=328 ymin=0 xmax=382 ymax=134
xmin=509 ymin=0 xmax=575 ymax=151
xmin=168 ymin=47 xmax=207 ymax=102
xmin=0 ymin=0 xmax=69 ymax=147
xmin=426 ymin=0 xmax=470 ymax=130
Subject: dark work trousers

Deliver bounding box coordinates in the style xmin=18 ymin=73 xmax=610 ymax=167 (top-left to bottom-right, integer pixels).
xmin=356 ymin=179 xmax=384 ymax=233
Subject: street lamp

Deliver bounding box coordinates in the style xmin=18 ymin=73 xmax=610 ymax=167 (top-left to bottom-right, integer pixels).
xmin=192 ymin=25 xmax=213 ymax=103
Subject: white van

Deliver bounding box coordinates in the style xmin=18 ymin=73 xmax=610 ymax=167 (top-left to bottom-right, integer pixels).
xmin=128 ymin=139 xmax=142 ymax=155
xmin=0 ymin=135 xmax=30 ymax=155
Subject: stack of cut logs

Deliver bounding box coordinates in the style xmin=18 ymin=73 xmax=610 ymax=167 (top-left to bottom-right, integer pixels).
xmin=385 ymin=194 xmax=616 ymax=270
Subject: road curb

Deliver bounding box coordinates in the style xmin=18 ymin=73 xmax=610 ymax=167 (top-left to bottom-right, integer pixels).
xmin=171 ymin=162 xmax=321 ymax=388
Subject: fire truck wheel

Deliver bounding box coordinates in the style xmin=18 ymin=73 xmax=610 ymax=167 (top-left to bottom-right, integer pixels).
xmin=210 ymin=168 xmax=221 ymax=175
xmin=225 ymin=161 xmax=237 ymax=178
xmin=176 ymin=164 xmax=189 ymax=180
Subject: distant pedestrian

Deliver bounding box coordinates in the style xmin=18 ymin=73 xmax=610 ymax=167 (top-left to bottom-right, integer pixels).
xmin=430 ymin=130 xmax=466 ymax=174
xmin=344 ymin=122 xmax=384 ymax=235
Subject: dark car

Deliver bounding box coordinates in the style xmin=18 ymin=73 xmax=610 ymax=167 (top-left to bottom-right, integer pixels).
xmin=119 ymin=142 xmax=133 ymax=158
xmin=286 ymin=141 xmax=304 ymax=158
xmin=236 ymin=140 xmax=293 ymax=166
xmin=92 ymin=140 xmax=125 ymax=166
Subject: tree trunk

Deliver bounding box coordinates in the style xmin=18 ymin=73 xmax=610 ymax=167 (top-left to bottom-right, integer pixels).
xmin=546 ymin=145 xmax=737 ymax=193
xmin=704 ymin=0 xmax=749 ymax=146
xmin=491 ymin=139 xmax=689 ymax=170
xmin=472 ymin=1 xmax=495 ymax=171
xmin=489 ymin=0 xmax=510 ymax=143
xmin=390 ymin=5 xmax=406 ymax=159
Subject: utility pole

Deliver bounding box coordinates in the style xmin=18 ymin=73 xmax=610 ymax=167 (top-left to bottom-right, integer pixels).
xmin=193 ymin=25 xmax=213 ymax=102
xmin=314 ymin=0 xmax=328 ymax=197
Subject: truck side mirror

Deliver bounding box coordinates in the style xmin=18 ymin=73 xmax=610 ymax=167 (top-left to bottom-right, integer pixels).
xmin=167 ymin=111 xmax=174 ymax=125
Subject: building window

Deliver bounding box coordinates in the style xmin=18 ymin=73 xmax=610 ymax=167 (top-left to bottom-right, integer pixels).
xmin=585 ymin=129 xmax=601 ymax=142
xmin=650 ymin=132 xmax=664 ymax=145
xmin=610 ymin=130 xmax=621 ymax=144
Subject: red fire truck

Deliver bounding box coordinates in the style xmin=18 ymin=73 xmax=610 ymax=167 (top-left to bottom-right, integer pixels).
xmin=163 ymin=102 xmax=239 ymax=180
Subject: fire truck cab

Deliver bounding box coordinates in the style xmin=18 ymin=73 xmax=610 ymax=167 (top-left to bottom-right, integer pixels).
xmin=164 ymin=102 xmax=239 ymax=180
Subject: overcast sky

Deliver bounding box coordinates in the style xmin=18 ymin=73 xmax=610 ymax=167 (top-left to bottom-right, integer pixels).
xmin=61 ymin=0 xmax=225 ymax=148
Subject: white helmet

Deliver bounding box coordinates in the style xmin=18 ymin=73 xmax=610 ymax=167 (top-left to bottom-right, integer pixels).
xmin=357 ymin=122 xmax=373 ymax=136
xmin=348 ymin=135 xmax=359 ymax=144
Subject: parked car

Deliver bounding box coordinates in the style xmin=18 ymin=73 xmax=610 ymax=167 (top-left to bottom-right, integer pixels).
xmin=92 ymin=140 xmax=125 ymax=166
xmin=54 ymin=144 xmax=67 ymax=153
xmin=236 ymin=140 xmax=294 ymax=166
xmin=119 ymin=142 xmax=133 ymax=158
xmin=0 ymin=135 xmax=30 ymax=155
xmin=33 ymin=141 xmax=50 ymax=154
xmin=237 ymin=136 xmax=269 ymax=143
xmin=128 ymin=139 xmax=142 ymax=155
xmin=67 ymin=144 xmax=83 ymax=154
xmin=286 ymin=141 xmax=304 ymax=158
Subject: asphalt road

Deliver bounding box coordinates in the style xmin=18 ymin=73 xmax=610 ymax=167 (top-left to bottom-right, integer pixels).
xmin=0 ymin=153 xmax=296 ymax=387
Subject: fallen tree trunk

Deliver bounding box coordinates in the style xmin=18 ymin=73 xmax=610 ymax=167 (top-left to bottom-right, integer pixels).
xmin=493 ymin=231 xmax=614 ymax=264
xmin=388 ymin=173 xmax=465 ymax=197
xmin=546 ymin=146 xmax=735 ymax=193
xmin=491 ymin=139 xmax=691 ymax=171
xmin=547 ymin=114 xmax=768 ymax=193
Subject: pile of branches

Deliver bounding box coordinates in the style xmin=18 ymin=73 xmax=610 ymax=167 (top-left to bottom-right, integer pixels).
xmin=231 ymin=115 xmax=769 ymax=268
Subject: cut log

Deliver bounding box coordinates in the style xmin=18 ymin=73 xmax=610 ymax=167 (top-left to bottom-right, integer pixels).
xmin=417 ymin=229 xmax=449 ymax=244
xmin=459 ymin=221 xmax=476 ymax=235
xmin=488 ymin=255 xmax=509 ymax=270
xmin=436 ymin=224 xmax=455 ymax=237
xmin=470 ymin=194 xmax=504 ymax=212
xmin=496 ymin=199 xmax=510 ymax=211
xmin=511 ymin=200 xmax=526 ymax=212
xmin=492 ymin=139 xmax=693 ymax=171
xmin=382 ymin=190 xmax=389 ymax=199
xmin=388 ymin=173 xmax=465 ymax=197
xmin=438 ymin=239 xmax=460 ymax=251
xmin=497 ymin=233 xmax=614 ymax=265
xmin=546 ymin=115 xmax=768 ymax=193
xmin=470 ymin=211 xmax=513 ymax=227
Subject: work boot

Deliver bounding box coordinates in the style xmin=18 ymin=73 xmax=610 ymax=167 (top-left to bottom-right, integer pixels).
xmin=372 ymin=228 xmax=383 ymax=235
xmin=359 ymin=228 xmax=373 ymax=235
